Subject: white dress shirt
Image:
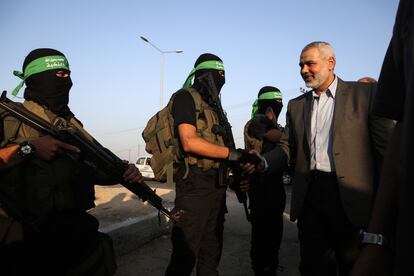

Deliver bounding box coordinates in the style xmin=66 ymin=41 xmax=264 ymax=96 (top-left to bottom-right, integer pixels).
xmin=310 ymin=76 xmax=338 ymax=172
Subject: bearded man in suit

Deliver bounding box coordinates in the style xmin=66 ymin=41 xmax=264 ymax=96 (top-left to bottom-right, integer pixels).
xmin=257 ymin=41 xmax=394 ymax=276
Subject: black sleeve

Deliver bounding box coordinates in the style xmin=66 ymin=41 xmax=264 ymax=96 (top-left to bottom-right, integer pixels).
xmin=248 ymin=117 xmax=266 ymax=139
xmin=373 ymin=41 xmax=405 ymax=122
xmin=248 ymin=115 xmax=275 ymax=139
xmin=172 ymin=89 xmax=196 ymax=127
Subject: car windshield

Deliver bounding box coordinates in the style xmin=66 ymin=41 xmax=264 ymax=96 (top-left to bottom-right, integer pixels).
xmin=136 ymin=157 xmax=146 ymax=165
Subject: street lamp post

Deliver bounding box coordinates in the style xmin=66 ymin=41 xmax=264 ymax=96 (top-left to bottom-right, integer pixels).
xmin=140 ymin=35 xmax=183 ymax=108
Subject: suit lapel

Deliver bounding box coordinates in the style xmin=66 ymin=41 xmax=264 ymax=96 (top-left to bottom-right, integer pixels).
xmin=303 ymin=91 xmax=313 ymax=149
xmin=333 ymin=78 xmax=348 ymax=136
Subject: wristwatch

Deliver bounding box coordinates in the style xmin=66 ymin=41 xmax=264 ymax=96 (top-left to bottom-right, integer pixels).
xmin=360 ymin=230 xmax=389 ymax=246
xmin=18 ymin=142 xmax=36 ymax=158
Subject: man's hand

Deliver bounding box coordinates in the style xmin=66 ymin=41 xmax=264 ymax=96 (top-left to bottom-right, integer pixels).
xmin=122 ymin=162 xmax=144 ymax=184
xmin=228 ymin=148 xmax=262 ymax=165
xmin=240 ymin=163 xmax=256 ymax=175
xmin=31 ymin=135 xmax=80 ymax=161
xmin=241 ymin=150 xmax=265 ymax=174
xmin=227 ymin=148 xmax=244 ymax=162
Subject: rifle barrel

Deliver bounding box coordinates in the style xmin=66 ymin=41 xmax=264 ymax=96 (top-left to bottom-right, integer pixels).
xmin=1 ymin=91 xmax=174 ymax=221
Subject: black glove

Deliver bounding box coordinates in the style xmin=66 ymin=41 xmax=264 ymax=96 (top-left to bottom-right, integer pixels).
xmin=227 ymin=148 xmax=261 ymax=165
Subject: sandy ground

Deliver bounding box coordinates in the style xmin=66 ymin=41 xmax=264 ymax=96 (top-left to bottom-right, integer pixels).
xmin=90 ymin=181 xmax=300 ymax=276
xmin=89 ymin=181 xmax=175 ymax=229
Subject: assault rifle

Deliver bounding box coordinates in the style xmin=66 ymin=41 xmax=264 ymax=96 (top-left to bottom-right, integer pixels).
xmin=0 ymin=91 xmax=177 ymax=222
xmin=197 ymin=73 xmax=260 ymax=221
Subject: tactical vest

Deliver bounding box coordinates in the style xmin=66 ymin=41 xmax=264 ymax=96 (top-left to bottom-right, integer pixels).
xmin=0 ymin=101 xmax=96 ymax=217
xmin=185 ymin=88 xmax=225 ymax=170
xmin=1 ymin=103 xmax=117 ymax=275
xmin=244 ymin=120 xmax=263 ymax=153
xmin=142 ymin=88 xmax=225 ymax=183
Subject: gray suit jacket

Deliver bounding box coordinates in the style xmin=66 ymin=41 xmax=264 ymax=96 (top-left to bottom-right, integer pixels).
xmin=264 ymin=78 xmax=394 ymax=227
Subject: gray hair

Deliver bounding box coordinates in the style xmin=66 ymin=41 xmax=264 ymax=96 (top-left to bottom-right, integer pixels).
xmin=302 ymin=41 xmax=335 ymax=61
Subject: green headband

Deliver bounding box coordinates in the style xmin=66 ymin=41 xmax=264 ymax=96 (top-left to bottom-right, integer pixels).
xmin=12 ymin=55 xmax=70 ymax=96
xmin=251 ymin=91 xmax=283 ymax=118
xmin=182 ymin=60 xmax=224 ymax=88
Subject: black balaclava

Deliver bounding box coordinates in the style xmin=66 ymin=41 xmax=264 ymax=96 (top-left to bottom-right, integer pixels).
xmin=192 ymin=53 xmax=225 ymax=98
xmin=23 ymin=48 xmax=73 ymax=118
xmin=257 ymin=86 xmax=283 ymax=119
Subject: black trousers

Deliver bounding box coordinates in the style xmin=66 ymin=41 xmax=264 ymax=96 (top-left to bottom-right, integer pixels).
xmin=0 ymin=211 xmax=113 ymax=276
xmin=249 ymin=172 xmax=286 ymax=276
xmin=165 ymin=166 xmax=226 ymax=276
xmin=297 ymin=171 xmax=361 ymax=276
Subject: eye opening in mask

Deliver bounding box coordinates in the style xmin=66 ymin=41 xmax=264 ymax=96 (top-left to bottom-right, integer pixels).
xmin=55 ymin=70 xmax=70 ymax=78
xmin=218 ymin=70 xmax=225 ymax=78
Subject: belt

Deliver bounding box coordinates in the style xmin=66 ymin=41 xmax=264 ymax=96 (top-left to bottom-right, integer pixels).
xmin=310 ymin=170 xmax=336 ymax=179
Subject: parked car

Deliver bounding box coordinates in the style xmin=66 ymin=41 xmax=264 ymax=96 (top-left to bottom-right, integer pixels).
xmin=135 ymin=156 xmax=155 ymax=179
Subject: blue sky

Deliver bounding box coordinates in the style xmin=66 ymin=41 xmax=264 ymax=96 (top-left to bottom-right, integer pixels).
xmin=0 ymin=0 xmax=399 ymax=161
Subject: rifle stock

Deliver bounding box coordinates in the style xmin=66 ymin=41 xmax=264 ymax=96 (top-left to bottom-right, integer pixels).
xmin=0 ymin=91 xmax=175 ymax=221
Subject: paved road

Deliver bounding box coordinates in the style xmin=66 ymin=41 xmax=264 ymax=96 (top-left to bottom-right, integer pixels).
xmin=109 ymin=184 xmax=300 ymax=276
